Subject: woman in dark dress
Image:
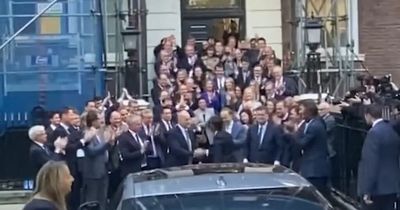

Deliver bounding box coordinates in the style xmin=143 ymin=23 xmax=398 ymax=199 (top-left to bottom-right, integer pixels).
xmin=209 ymin=116 xmax=236 ymax=163
xmin=24 ymin=161 xmax=74 ymax=210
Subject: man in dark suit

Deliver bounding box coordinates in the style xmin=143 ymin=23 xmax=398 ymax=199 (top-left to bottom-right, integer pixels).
xmin=82 ymin=111 xmax=113 ymax=210
xmin=49 ymin=108 xmax=86 ymax=210
xmin=296 ymin=100 xmax=330 ymax=198
xmin=208 ymin=116 xmax=235 ymax=163
xmin=220 ymin=108 xmax=247 ymax=162
xmin=176 ymin=44 xmax=204 ymax=72
xmin=358 ymin=105 xmax=400 ymax=210
xmin=139 ymin=109 xmax=165 ymax=170
xmin=166 ymin=110 xmax=199 ymax=167
xmin=234 ymin=59 xmax=252 ymax=90
xmin=118 ymin=114 xmax=148 ymax=178
xmin=244 ymin=106 xmax=283 ymax=164
xmin=271 ymin=64 xmax=298 ymax=99
xmin=29 ymin=125 xmax=65 ymax=177
xmin=318 ymin=102 xmax=336 ymax=158
xmin=154 ymin=107 xmax=175 ymax=167
xmin=45 ymin=111 xmax=60 ymax=137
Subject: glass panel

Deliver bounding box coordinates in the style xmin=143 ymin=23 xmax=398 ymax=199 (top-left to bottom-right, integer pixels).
xmin=12 ymin=3 xmax=36 ymax=35
xmin=307 ymin=0 xmax=348 ymax=47
xmin=185 ymin=0 xmax=240 ymax=9
xmin=121 ymin=187 xmax=331 ymax=210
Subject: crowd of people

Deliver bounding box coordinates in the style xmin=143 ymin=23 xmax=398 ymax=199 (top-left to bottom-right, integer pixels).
xmin=23 ymin=33 xmax=400 ymax=210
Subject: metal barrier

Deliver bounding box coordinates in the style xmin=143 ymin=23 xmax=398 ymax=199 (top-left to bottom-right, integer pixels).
xmin=331 ymin=117 xmax=367 ymax=199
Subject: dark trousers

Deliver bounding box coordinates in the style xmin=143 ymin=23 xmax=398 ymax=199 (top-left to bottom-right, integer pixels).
xmin=67 ymin=173 xmax=82 ymax=210
xmin=83 ymin=176 xmax=108 ymax=210
xmin=108 ymin=169 xmax=121 ymax=199
xmin=361 ymin=194 xmax=397 ymax=210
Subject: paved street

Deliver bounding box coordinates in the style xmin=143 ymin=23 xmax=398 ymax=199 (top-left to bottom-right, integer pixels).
xmin=0 ymin=204 xmax=23 ymax=210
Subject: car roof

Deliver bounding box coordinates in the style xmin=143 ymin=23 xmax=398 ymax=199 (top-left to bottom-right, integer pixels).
xmin=120 ymin=163 xmax=311 ymax=199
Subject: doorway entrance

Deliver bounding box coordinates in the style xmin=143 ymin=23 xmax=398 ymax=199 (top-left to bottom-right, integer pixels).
xmin=180 ymin=0 xmax=245 ymax=45
xmin=182 ymin=18 xmax=242 ymax=44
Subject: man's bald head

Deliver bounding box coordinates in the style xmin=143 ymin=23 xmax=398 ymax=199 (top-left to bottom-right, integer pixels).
xmin=110 ymin=111 xmax=121 ymax=126
xmin=272 ymin=65 xmax=283 ymax=79
xmin=318 ymin=102 xmax=331 ymax=116
xmin=178 ymin=111 xmax=191 ymax=128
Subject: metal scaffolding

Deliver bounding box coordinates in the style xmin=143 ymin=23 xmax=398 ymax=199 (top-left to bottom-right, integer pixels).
xmin=292 ymin=0 xmax=360 ymax=97
xmin=102 ymin=0 xmax=147 ymax=97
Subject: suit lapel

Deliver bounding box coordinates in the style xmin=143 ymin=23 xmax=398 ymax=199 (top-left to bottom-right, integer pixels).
xmin=178 ymin=127 xmax=192 ymax=151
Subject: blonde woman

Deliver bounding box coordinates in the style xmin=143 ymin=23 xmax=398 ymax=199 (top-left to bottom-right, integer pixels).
xmin=237 ymin=87 xmax=262 ymax=115
xmin=23 ymin=161 xmax=74 ymax=210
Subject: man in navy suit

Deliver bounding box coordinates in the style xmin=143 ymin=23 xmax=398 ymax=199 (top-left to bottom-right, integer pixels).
xmin=296 ymin=100 xmax=331 ymax=198
xmin=139 ymin=109 xmax=166 ymax=170
xmin=244 ymin=106 xmax=282 ymax=164
xmin=220 ymin=108 xmax=247 ymax=162
xmin=358 ymin=105 xmax=400 ymax=210
xmin=166 ymin=110 xmax=199 ymax=166
xmin=118 ymin=115 xmax=148 ymax=178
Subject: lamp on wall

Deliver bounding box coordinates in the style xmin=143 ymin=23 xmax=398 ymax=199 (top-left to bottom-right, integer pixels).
xmin=121 ymin=30 xmax=139 ymax=51
xmin=305 ymin=17 xmax=323 ymax=52
xmin=304 ymin=16 xmax=323 ymax=100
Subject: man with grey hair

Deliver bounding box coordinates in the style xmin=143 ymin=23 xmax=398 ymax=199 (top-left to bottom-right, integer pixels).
xmin=118 ymin=114 xmax=149 ymax=178
xmin=28 ymin=125 xmax=66 ymax=176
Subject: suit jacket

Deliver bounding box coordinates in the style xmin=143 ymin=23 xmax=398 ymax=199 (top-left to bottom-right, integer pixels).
xmin=274 ymin=77 xmax=298 ymax=100
xmin=29 ymin=142 xmax=62 ymax=176
xmin=200 ymin=92 xmax=222 ymax=112
xmin=47 ymin=124 xmax=70 ymax=150
xmin=139 ymin=124 xmax=166 ymax=165
xmin=117 ymin=131 xmax=145 ymax=178
xmin=176 ymin=55 xmax=204 ymax=72
xmin=235 ymin=69 xmax=251 ymax=89
xmin=245 ymin=122 xmax=283 ymax=164
xmin=357 ymin=120 xmax=400 ymax=196
xmin=229 ymin=121 xmax=247 ymax=162
xmin=154 ymin=121 xmax=174 ymax=166
xmin=193 ymin=108 xmax=215 ymax=127
xmin=210 ymin=131 xmax=236 ymax=163
xmin=150 ymin=84 xmax=163 ymax=106
xmin=166 ymin=126 xmax=196 ymax=167
xmin=295 ymin=117 xmax=330 ymax=178
xmin=65 ymin=127 xmax=84 ymax=176
xmin=82 ymin=135 xmax=110 ymax=179
xmin=322 ymin=113 xmax=336 ymax=157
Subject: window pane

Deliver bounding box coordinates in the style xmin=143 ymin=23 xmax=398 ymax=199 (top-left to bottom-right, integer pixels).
xmin=307 ymin=0 xmax=348 ymax=47
xmin=185 ymin=0 xmax=240 ymax=9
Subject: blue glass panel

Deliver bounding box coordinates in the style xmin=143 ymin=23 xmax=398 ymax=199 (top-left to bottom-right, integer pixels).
xmin=0 ymin=0 xmax=105 ymax=120
xmin=12 ymin=3 xmax=36 ymax=34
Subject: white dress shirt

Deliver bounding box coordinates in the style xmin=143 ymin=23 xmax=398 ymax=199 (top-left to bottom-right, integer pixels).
xmin=372 ymin=118 xmax=384 ymax=127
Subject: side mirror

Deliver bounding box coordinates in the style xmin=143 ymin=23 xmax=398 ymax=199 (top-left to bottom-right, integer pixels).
xmin=78 ymin=201 xmax=100 ymax=210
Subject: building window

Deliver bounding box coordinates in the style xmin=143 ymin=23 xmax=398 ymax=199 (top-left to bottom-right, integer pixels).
xmin=185 ymin=0 xmax=240 ymax=9
xmin=306 ymin=0 xmax=359 ymax=53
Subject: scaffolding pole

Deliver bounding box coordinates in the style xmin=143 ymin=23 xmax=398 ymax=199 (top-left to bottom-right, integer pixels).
xmin=293 ymin=0 xmax=357 ymax=97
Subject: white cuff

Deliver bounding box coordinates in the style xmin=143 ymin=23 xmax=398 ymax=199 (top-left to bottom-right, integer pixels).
xmin=274 ymin=161 xmax=280 ymax=166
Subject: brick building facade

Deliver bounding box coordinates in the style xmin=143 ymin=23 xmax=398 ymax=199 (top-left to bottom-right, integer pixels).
xmin=359 ymin=0 xmax=400 ymax=82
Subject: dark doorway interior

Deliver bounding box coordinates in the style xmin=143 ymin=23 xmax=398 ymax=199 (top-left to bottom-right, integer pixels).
xmin=182 ymin=18 xmax=243 ymax=44
xmin=181 ymin=0 xmax=245 ymax=46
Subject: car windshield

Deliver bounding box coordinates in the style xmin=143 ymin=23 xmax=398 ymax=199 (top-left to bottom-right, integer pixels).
xmin=120 ymin=187 xmax=332 ymax=210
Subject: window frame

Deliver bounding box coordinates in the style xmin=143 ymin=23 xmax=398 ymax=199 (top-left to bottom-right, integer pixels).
xmin=181 ymin=0 xmax=245 ymax=18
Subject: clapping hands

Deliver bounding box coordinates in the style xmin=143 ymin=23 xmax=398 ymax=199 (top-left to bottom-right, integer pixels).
xmin=54 ymin=136 xmax=68 ymax=153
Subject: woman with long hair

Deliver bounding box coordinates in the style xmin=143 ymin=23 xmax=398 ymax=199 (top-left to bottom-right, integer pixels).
xmin=23 ymin=161 xmax=74 ymax=210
